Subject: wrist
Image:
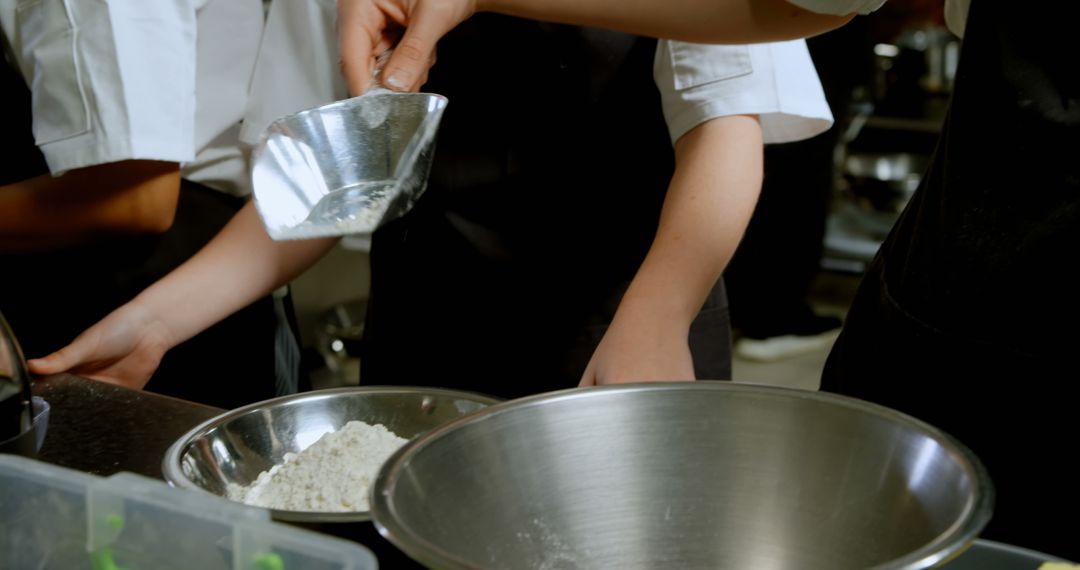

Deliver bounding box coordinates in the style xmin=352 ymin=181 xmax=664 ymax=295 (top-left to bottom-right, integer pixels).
xmin=611 ymin=286 xmax=697 ymax=335
xmin=124 ymin=296 xmax=179 ymax=352
xmin=616 ymin=269 xmax=714 ymax=331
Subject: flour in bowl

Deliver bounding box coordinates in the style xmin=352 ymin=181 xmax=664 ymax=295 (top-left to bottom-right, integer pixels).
xmin=227 ymin=420 xmax=408 ymax=512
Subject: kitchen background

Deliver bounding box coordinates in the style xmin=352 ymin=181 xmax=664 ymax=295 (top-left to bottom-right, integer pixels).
xmin=289 ymin=1 xmax=959 ymax=392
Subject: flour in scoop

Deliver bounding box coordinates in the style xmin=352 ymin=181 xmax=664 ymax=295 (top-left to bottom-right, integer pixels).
xmin=228 ymin=421 xmax=408 ymax=512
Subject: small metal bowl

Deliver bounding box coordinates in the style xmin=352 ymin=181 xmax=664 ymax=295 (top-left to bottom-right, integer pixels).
xmin=162 ymin=386 xmax=501 ymax=523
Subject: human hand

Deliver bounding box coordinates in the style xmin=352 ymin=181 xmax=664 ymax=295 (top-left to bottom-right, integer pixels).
xmin=578 ymin=311 xmax=696 ymax=387
xmin=26 ymin=304 xmax=173 ymax=391
xmin=338 ymin=0 xmax=476 ymax=94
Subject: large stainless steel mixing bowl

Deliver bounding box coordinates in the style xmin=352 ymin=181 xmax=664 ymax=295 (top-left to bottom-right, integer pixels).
xmin=372 ymin=382 xmax=993 ymax=570
xmin=162 ymin=386 xmax=501 ymax=523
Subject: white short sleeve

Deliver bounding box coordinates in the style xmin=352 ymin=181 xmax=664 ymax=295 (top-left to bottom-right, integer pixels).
xmin=655 ymin=40 xmax=833 ymax=145
xmin=5 ymin=0 xmax=197 ymax=174
xmin=784 ymin=0 xmax=886 ymax=16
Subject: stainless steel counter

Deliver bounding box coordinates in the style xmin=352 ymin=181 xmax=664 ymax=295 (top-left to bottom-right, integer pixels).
xmin=31 ymin=374 xmax=223 ymax=479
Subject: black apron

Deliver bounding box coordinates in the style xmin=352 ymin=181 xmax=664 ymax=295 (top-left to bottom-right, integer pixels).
xmin=0 ymin=54 xmax=288 ymax=410
xmin=362 ymin=16 xmax=732 ymax=400
xmin=822 ymin=0 xmax=1080 ymax=558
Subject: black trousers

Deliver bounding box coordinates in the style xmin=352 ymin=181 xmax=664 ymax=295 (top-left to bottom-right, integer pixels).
xmin=821 ymin=0 xmax=1080 ymax=558
xmin=822 ymin=261 xmax=1077 ymax=559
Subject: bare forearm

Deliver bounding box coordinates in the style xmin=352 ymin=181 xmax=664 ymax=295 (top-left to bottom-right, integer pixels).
xmin=132 ymin=201 xmax=338 ymax=349
xmin=347 ymin=0 xmax=854 ymax=95
xmin=0 ymin=161 xmax=180 ymax=252
xmin=477 ymin=0 xmax=852 ymax=44
xmin=619 ymin=115 xmax=763 ymax=327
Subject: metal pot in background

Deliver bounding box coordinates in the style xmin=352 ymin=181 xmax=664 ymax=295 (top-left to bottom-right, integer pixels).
xmin=897 ymin=25 xmax=961 ymax=95
xmin=310 ymin=299 xmax=366 ymax=389
xmin=833 ymin=151 xmax=931 ymax=242
xmin=845 ymin=152 xmax=930 ymax=211
xmin=823 ymin=21 xmax=956 ymax=273
xmin=0 ymin=310 xmax=38 ymax=457
xmin=872 ymin=25 xmax=960 ymax=117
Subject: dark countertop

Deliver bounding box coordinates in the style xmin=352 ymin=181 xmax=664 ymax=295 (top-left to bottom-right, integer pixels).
xmin=28 ymin=374 xmax=426 ymax=568
xmin=31 ymin=373 xmax=223 ymax=479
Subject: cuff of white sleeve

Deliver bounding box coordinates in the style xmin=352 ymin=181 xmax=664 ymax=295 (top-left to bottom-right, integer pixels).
xmin=40 ymin=135 xmax=193 ymax=175
xmin=666 ymin=96 xmax=833 ymax=146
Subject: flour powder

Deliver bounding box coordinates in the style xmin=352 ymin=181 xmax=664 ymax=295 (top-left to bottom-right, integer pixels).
xmin=227 ymin=420 xmax=408 ymax=512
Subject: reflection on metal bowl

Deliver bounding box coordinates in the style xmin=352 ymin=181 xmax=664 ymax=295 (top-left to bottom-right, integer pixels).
xmin=373 ymin=382 xmax=993 ymax=570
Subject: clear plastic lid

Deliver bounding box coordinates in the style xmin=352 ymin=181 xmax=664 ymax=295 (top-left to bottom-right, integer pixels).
xmin=0 ymin=455 xmax=379 ymax=570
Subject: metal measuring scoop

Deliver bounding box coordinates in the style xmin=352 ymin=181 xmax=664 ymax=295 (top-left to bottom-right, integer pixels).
xmin=251 ymin=67 xmax=449 ymax=241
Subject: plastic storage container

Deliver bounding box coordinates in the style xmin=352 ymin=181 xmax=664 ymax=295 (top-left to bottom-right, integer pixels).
xmin=0 ymin=455 xmax=377 ymax=570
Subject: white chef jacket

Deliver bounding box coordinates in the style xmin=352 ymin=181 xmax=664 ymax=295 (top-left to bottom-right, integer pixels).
xmin=0 ymin=0 xmax=263 ymax=195
xmin=240 ymin=1 xmax=832 ymax=149
xmin=239 ymin=0 xmax=343 ymax=147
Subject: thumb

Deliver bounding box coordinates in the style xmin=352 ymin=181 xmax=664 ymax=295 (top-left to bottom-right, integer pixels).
xmin=381 ymin=3 xmax=460 ymax=91
xmin=26 ymin=339 xmax=91 ymax=376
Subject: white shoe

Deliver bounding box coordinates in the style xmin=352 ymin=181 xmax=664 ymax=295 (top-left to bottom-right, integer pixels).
xmin=734 ymin=329 xmax=841 ymax=362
